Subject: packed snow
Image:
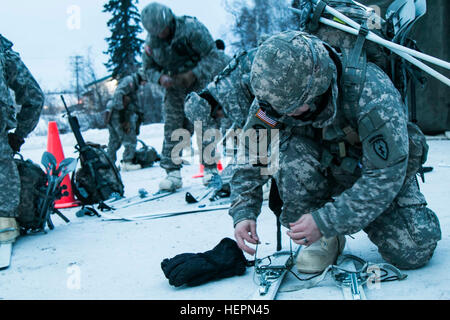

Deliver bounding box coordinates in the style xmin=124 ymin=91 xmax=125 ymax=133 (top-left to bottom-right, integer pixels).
xmin=1 ymin=123 xmax=449 ymax=300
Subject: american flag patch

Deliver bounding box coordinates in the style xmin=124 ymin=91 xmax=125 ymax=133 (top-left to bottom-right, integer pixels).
xmin=255 ymin=108 xmax=278 ymax=128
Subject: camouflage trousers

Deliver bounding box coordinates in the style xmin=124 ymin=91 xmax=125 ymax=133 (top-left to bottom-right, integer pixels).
xmin=107 ymin=111 xmax=138 ymax=163
xmin=275 ymin=134 xmax=441 ymax=270
xmin=0 ymin=131 xmax=20 ymax=218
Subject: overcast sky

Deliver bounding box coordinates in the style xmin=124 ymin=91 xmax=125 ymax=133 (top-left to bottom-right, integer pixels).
xmin=0 ymin=0 xmax=231 ymax=91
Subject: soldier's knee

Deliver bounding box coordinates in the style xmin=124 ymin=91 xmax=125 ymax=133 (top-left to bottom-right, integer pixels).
xmin=367 ymin=206 xmax=441 ymax=270
xmin=379 ymin=242 xmax=438 ymax=270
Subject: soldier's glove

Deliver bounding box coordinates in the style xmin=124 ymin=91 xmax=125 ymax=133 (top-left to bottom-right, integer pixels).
xmin=159 ymin=74 xmax=174 ymax=89
xmin=122 ymin=122 xmax=131 ymax=134
xmin=174 ymin=70 xmax=196 ymax=88
xmin=161 ymin=238 xmax=248 ymax=287
xmin=8 ymin=132 xmax=25 ymax=153
xmin=122 ymin=95 xmax=132 ymax=108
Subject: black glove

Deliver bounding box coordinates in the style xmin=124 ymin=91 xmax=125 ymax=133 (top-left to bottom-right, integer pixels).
xmin=8 ymin=132 xmax=25 ymax=153
xmin=161 ymin=238 xmax=248 ymax=287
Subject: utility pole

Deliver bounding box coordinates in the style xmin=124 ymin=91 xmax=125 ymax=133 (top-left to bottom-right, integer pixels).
xmin=70 ymin=55 xmax=83 ymax=105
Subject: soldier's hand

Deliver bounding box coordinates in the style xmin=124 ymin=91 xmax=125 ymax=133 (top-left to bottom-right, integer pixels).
xmin=8 ymin=132 xmax=25 ymax=153
xmin=174 ymin=70 xmax=196 ymax=88
xmin=159 ymin=74 xmax=174 ymax=89
xmin=287 ymin=214 xmax=322 ymax=246
xmin=234 ymin=219 xmax=260 ymax=255
xmin=122 ymin=95 xmax=132 ymax=108
xmin=122 ymin=122 xmax=131 ymax=134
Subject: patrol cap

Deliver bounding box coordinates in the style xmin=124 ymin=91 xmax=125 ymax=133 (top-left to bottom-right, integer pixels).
xmin=141 ymin=2 xmax=175 ymax=36
xmin=250 ymin=31 xmax=336 ymax=115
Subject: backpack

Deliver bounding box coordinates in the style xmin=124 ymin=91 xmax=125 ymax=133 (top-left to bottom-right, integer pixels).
xmin=14 ymin=153 xmax=73 ymax=234
xmin=132 ymin=140 xmax=160 ymax=169
xmin=295 ymin=1 xmax=429 ymax=180
xmin=14 ymin=156 xmax=47 ymax=233
xmin=71 ymin=142 xmax=124 ymax=205
xmin=297 ymin=0 xmax=426 ymax=119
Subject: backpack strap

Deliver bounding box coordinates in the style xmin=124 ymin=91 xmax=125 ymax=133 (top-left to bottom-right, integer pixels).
xmin=309 ymin=0 xmax=327 ymax=32
xmin=342 ymin=22 xmax=369 ymax=104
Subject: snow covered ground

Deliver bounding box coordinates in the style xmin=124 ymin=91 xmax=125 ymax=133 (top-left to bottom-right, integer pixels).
xmin=1 ymin=123 xmax=449 ymax=300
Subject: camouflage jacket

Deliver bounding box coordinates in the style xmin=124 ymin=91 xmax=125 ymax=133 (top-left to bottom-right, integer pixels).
xmin=206 ymin=49 xmax=257 ymax=128
xmin=185 ymin=48 xmax=257 ymax=131
xmin=0 ymin=35 xmax=44 ymax=138
xmin=111 ymin=74 xmax=143 ymax=114
xmin=230 ymin=61 xmax=415 ymax=238
xmin=142 ymin=15 xmax=226 ymax=88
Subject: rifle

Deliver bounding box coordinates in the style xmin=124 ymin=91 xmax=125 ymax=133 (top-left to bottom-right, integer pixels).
xmin=61 ymin=95 xmax=115 ymax=201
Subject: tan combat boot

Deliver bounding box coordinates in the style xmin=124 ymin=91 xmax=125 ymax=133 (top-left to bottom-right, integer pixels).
xmin=121 ymin=161 xmax=142 ymax=172
xmin=0 ymin=217 xmax=19 ymax=244
xmin=296 ymin=235 xmax=346 ymax=274
xmin=159 ymin=170 xmax=182 ymax=192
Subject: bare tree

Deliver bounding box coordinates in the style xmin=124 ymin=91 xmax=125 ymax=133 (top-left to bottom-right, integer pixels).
xmin=223 ymin=0 xmax=300 ymax=52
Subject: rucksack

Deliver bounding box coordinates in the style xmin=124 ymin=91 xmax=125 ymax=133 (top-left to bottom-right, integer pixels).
xmin=71 ymin=142 xmax=124 ymax=205
xmin=132 ymin=139 xmax=160 ymax=168
xmin=14 ymin=153 xmax=73 ymax=234
xmin=296 ymin=0 xmax=427 ymax=120
xmin=14 ymin=156 xmax=47 ymax=233
xmin=306 ymin=0 xmax=391 ymax=72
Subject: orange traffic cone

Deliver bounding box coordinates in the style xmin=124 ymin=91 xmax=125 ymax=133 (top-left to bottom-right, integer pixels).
xmin=46 ymin=121 xmax=80 ymax=209
xmin=192 ymin=161 xmax=223 ymax=178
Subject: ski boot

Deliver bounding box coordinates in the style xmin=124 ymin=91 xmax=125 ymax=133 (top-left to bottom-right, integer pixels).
xmin=121 ymin=161 xmax=142 ymax=172
xmin=296 ymin=235 xmax=346 ymax=274
xmin=159 ymin=170 xmax=182 ymax=192
xmin=0 ymin=217 xmax=20 ymax=269
xmin=0 ymin=217 xmax=19 ymax=244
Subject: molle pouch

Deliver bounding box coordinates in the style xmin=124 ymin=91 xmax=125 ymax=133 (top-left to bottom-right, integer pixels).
xmin=339 ymin=157 xmax=360 ymax=174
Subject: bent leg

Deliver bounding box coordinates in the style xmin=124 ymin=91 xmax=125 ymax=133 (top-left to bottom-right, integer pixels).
xmin=160 ymin=88 xmax=191 ymax=172
xmin=364 ymin=177 xmax=441 ymax=269
xmin=0 ymin=133 xmax=20 ymax=218
xmin=107 ymin=114 xmax=123 ymax=164
xmin=122 ymin=113 xmax=138 ymax=163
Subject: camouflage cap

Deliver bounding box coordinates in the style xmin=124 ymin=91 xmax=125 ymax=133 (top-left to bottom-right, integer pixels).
xmin=250 ymin=30 xmax=336 ymax=115
xmin=184 ymin=91 xmax=212 ymax=125
xmin=141 ymin=2 xmax=175 ymax=36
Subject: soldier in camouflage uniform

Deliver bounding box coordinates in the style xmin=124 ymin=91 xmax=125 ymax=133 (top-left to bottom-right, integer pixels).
xmin=0 ymin=35 xmax=44 ymax=247
xmin=140 ymin=2 xmax=230 ymax=191
xmin=231 ymin=31 xmax=441 ymax=271
xmin=106 ymin=70 xmax=147 ymax=171
xmin=184 ymin=48 xmax=256 ymax=190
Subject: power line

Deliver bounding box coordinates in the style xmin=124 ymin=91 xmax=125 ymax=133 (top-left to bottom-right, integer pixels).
xmin=70 ymin=55 xmax=83 ymax=104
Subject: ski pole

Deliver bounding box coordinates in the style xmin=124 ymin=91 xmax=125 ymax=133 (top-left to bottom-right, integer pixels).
xmin=289 ymin=6 xmax=450 ymax=87
xmin=308 ymin=1 xmax=450 ymax=70
xmin=318 ymin=17 xmax=450 ymax=87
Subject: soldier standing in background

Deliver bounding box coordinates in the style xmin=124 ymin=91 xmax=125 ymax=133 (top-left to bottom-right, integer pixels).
xmin=0 ymin=34 xmax=44 ymax=263
xmin=106 ymin=70 xmax=147 ymax=171
xmin=140 ymin=2 xmax=230 ymax=191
